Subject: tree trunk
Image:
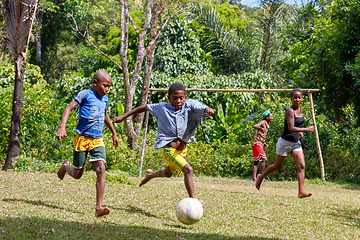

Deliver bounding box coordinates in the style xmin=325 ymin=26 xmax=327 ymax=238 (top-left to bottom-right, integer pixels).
xmin=36 ymin=10 xmax=43 ymax=65
xmin=118 ymin=0 xmax=183 ymax=149
xmin=134 ymin=3 xmax=160 ymax=135
xmin=119 ymin=0 xmax=137 ymax=149
xmin=3 ymin=56 xmax=25 ymax=170
xmin=263 ymin=24 xmax=271 ymax=70
xmin=120 ymin=0 xmax=152 ymax=150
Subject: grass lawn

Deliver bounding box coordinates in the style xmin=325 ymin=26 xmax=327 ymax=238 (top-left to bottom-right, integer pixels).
xmin=1 ymin=171 xmax=360 ymax=239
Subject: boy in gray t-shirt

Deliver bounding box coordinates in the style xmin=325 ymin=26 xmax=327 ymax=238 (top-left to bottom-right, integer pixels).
xmin=113 ymin=83 xmax=214 ymax=198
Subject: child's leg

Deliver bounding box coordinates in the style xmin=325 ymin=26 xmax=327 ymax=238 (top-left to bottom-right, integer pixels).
xmin=91 ymin=160 xmax=110 ymax=216
xmin=57 ymin=159 xmax=84 ymax=180
xmin=256 ymin=154 xmax=286 ymax=190
xmin=182 ymin=164 xmax=194 ymax=198
xmin=252 ymin=161 xmax=258 ymax=181
xmin=58 ymin=146 xmax=88 ymax=180
xmin=291 ymin=151 xmax=312 ymax=198
xmin=259 ymin=158 xmax=267 ymax=174
xmin=139 ymin=166 xmax=172 ymax=187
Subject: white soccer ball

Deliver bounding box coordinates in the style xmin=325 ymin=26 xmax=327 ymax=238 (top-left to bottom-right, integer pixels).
xmin=175 ymin=198 xmax=203 ymax=225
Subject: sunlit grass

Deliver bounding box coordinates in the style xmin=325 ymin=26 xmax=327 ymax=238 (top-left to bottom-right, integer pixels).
xmin=1 ymin=171 xmax=359 ymax=239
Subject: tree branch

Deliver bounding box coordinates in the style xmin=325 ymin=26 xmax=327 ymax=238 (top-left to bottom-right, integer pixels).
xmin=69 ymin=12 xmax=123 ymax=71
xmin=150 ymin=4 xmax=185 ymax=47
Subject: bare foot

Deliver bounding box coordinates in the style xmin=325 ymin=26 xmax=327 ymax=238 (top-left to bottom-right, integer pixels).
xmin=255 ymin=174 xmax=262 ymax=190
xmin=139 ymin=169 xmax=153 ymax=187
xmin=95 ymin=207 xmax=110 ymax=217
xmin=298 ymin=192 xmax=312 ymax=198
xmin=57 ymin=159 xmax=69 ymax=180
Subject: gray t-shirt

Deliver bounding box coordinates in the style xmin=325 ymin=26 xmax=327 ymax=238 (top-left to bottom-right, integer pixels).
xmin=146 ymin=99 xmax=209 ymax=149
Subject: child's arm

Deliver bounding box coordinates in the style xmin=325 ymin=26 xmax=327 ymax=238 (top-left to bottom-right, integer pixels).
xmin=112 ymin=105 xmax=148 ymax=124
xmin=105 ymin=110 xmax=119 ymax=148
xmin=56 ymin=99 xmax=78 ymax=141
xmin=286 ymin=108 xmax=314 ymax=132
xmin=252 ymin=120 xmax=265 ymax=130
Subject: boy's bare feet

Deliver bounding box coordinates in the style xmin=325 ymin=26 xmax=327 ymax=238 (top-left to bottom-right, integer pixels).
xmin=95 ymin=207 xmax=110 ymax=217
xmin=139 ymin=169 xmax=153 ymax=187
xmin=298 ymin=192 xmax=312 ymax=198
xmin=57 ymin=159 xmax=69 ymax=180
xmin=255 ymin=174 xmax=262 ymax=190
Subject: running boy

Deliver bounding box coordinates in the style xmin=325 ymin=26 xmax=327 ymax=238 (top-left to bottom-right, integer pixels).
xmin=251 ymin=110 xmax=273 ymax=181
xmin=112 ymin=83 xmax=214 ymax=198
xmin=56 ymin=69 xmax=119 ymax=217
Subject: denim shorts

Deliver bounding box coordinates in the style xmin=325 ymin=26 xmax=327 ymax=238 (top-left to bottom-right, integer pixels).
xmin=276 ymin=138 xmax=302 ymax=156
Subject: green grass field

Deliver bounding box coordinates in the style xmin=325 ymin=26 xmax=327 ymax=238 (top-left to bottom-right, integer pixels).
xmin=1 ymin=171 xmax=359 ymax=239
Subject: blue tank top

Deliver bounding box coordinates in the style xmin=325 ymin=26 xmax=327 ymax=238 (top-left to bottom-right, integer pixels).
xmin=281 ymin=113 xmax=305 ymax=142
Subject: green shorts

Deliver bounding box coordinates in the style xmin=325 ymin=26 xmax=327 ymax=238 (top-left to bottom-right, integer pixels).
xmin=73 ymin=146 xmax=106 ymax=169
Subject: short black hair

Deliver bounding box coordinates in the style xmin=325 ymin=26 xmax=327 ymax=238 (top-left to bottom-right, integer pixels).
xmin=93 ymin=69 xmax=111 ymax=82
xmin=168 ymin=83 xmax=186 ymax=95
xmin=291 ymin=88 xmax=303 ymax=97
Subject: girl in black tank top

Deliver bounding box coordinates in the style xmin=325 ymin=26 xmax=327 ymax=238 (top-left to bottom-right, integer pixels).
xmin=281 ymin=113 xmax=305 ymax=142
xmin=255 ymin=89 xmax=314 ymax=199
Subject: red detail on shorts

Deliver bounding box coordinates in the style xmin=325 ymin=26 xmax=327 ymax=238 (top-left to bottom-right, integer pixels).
xmin=252 ymin=145 xmax=267 ymax=161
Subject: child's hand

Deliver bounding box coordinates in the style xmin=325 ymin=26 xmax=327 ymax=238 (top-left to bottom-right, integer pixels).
xmin=205 ymin=108 xmax=214 ymax=116
xmin=299 ymin=132 xmax=304 ymax=138
xmin=264 ymin=143 xmax=268 ymax=149
xmin=56 ymin=128 xmax=67 ymax=141
xmin=113 ymin=115 xmax=125 ymax=124
xmin=307 ymin=125 xmax=315 ymax=132
xmin=112 ymin=134 xmax=119 ymax=148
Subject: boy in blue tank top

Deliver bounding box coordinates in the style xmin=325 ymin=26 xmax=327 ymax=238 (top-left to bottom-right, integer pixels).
xmin=112 ymin=83 xmax=214 ymax=198
xmin=56 ymin=69 xmax=119 ymax=216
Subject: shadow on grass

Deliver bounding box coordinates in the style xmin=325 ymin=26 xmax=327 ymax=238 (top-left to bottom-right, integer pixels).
xmin=326 ymin=205 xmax=360 ymax=228
xmin=108 ymin=204 xmax=176 ymax=223
xmin=0 ymin=216 xmax=280 ymax=240
xmin=2 ymin=198 xmax=82 ymax=214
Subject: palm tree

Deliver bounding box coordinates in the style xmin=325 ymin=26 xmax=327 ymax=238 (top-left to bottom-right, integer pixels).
xmin=186 ymin=2 xmax=251 ymax=74
xmin=257 ymin=0 xmax=297 ymax=70
xmin=1 ymin=0 xmax=38 ymax=170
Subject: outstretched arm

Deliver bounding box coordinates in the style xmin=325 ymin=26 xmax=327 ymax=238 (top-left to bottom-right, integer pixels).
xmin=56 ymin=99 xmax=78 ymax=141
xmin=105 ymin=110 xmax=119 ymax=148
xmin=113 ymin=105 xmax=148 ymax=124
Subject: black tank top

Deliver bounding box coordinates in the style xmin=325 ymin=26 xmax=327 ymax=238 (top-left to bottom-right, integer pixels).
xmin=281 ymin=113 xmax=305 ymax=142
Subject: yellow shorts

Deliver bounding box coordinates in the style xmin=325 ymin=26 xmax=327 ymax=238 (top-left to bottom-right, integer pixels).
xmin=74 ymin=134 xmax=105 ymax=152
xmin=73 ymin=134 xmax=106 ymax=169
xmin=163 ymin=147 xmax=188 ymax=175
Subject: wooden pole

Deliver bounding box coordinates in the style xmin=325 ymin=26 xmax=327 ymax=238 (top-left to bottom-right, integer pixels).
xmin=137 ymin=93 xmax=151 ymax=178
xmin=308 ymin=92 xmax=325 ymax=181
xmin=149 ymin=88 xmax=320 ymax=93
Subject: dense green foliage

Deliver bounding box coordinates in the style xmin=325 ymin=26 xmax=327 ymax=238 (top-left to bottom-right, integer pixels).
xmin=1 ymin=0 xmax=360 ymax=183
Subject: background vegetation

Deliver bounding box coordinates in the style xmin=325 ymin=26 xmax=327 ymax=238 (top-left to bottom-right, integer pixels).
xmin=0 ymin=0 xmax=359 ymax=183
